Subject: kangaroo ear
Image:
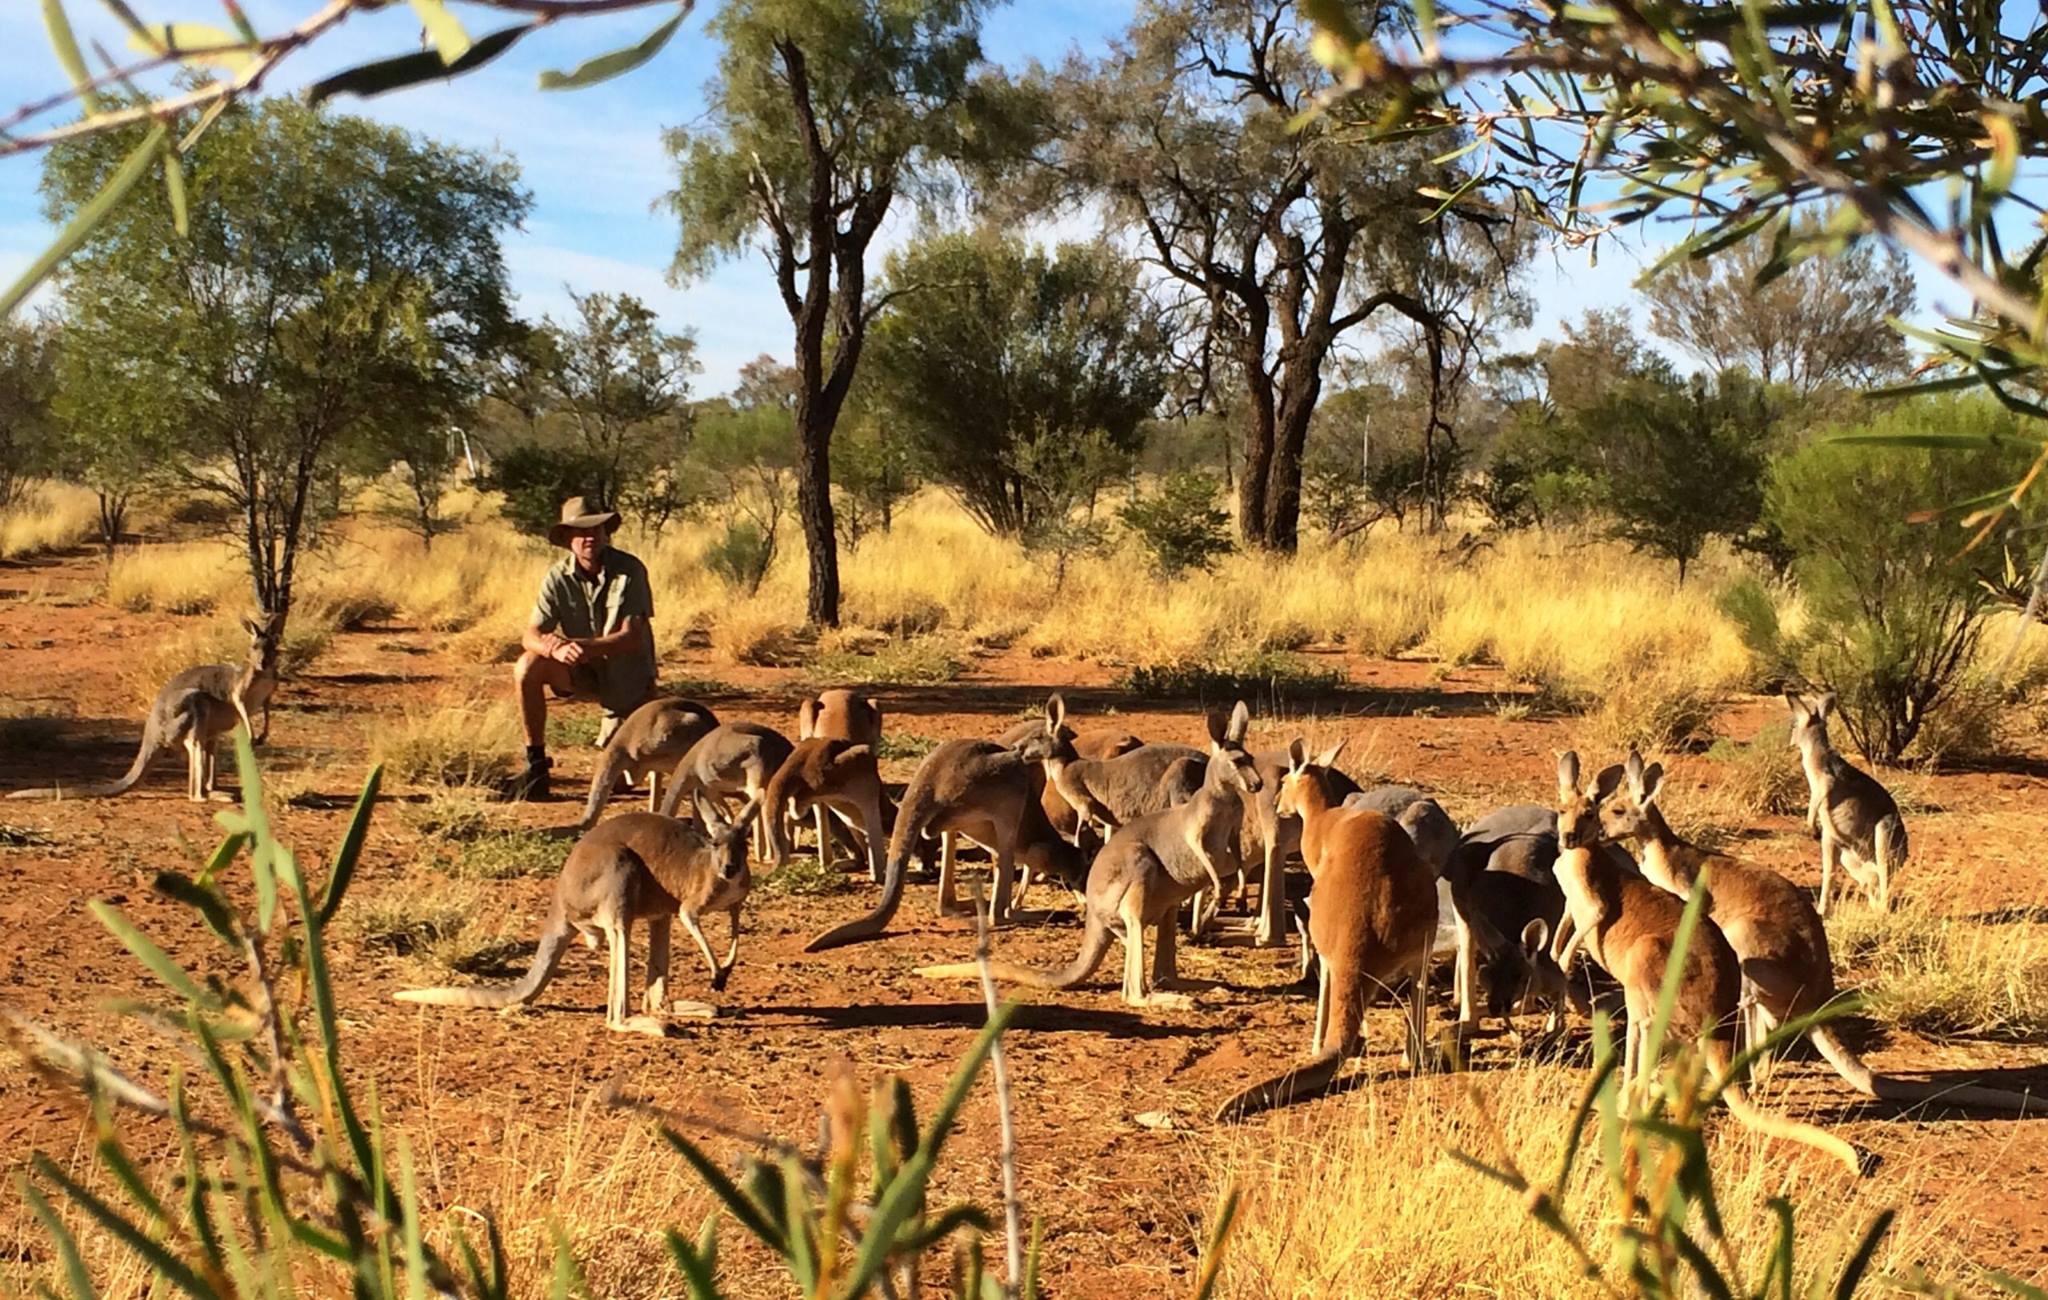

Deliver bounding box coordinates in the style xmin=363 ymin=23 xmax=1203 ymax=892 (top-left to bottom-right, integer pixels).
xmin=1045 ymin=693 xmax=1066 ymax=732
xmin=1817 ymin=692 xmax=1837 ymax=720
xmin=1521 ymin=917 xmax=1550 ymax=956
xmin=1314 ymin=737 xmax=1346 ymax=769
xmin=797 ymin=698 xmax=819 ymax=741
xmin=1784 ymin=691 xmax=1806 ymax=719
xmin=1286 ymin=737 xmax=1307 ymax=771
xmin=1556 ymin=750 xmax=1580 ymax=795
xmin=1227 ymin=700 xmax=1250 ymax=745
xmin=691 ymin=791 xmax=723 ymax=830
xmin=1592 ymin=763 xmax=1627 ymax=802
xmin=726 ymin=794 xmax=761 ymax=838
xmin=1638 ymin=762 xmax=1665 ymax=806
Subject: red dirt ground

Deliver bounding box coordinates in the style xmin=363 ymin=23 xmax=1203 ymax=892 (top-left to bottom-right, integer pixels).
xmin=3 ymin=544 xmax=2047 ymax=1296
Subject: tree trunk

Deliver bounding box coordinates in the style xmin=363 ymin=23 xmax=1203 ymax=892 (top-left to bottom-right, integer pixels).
xmin=1263 ymin=367 xmax=1321 ymax=554
xmin=1238 ymin=372 xmax=1280 ymax=548
xmin=793 ymin=397 xmax=840 ymax=627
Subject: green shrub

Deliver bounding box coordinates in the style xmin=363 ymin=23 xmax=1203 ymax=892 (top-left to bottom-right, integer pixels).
xmin=1118 ymin=471 xmax=1232 ymax=576
xmin=1767 ymin=396 xmax=2037 ymax=761
xmin=1117 ymin=650 xmax=1344 ymax=703
xmin=702 ymin=518 xmax=775 ymax=593
xmin=485 ymin=442 xmax=611 ymax=538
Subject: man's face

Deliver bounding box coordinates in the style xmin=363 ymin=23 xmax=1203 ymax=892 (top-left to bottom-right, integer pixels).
xmin=566 ymin=525 xmax=608 ymax=569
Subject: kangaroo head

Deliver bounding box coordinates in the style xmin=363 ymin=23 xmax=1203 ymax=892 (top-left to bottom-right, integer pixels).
xmin=1274 ymin=736 xmax=1342 ymax=817
xmin=1784 ymin=690 xmax=1836 ymax=751
xmin=242 ymin=611 xmax=283 ymax=664
xmin=697 ymin=793 xmax=757 ymax=881
xmin=1199 ymin=700 xmax=1260 ymax=794
xmin=1596 ymin=748 xmax=1664 ymax=844
xmin=1555 ymin=750 xmax=1620 ymax=850
xmin=1019 ymin=693 xmax=1077 ymax=764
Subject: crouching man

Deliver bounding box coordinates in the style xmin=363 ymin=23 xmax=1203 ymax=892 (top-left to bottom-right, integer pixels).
xmin=511 ymin=496 xmax=656 ymax=800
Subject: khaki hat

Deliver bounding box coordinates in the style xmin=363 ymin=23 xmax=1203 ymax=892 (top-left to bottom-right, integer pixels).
xmin=548 ymin=496 xmax=622 ymax=547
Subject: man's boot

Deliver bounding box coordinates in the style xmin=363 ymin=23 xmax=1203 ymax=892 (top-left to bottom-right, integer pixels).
xmin=511 ymin=753 xmax=552 ymax=802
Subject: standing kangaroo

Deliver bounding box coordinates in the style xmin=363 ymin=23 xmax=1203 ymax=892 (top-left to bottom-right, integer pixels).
xmin=1217 ymin=740 xmax=1439 ymax=1121
xmin=573 ymin=697 xmax=719 ymax=830
xmin=11 ymin=612 xmax=282 ymax=803
xmin=996 ymin=715 xmax=1142 ymax=841
xmin=1552 ymin=751 xmax=1870 ymax=1175
xmin=1787 ymin=693 xmax=1909 ymax=914
xmin=1022 ymin=694 xmax=1222 ymax=838
xmin=797 ymin=689 xmax=883 ymax=868
xmin=920 ymin=702 xmax=1259 ymax=1008
xmin=805 ymin=738 xmax=1086 ymax=951
xmin=761 ymin=737 xmax=889 ymax=883
xmin=395 ymin=797 xmax=757 ymax=1036
xmin=1599 ymin=748 xmax=2035 ymax=1113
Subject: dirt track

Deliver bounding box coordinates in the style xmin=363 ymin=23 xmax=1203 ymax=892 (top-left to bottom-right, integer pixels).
xmin=4 ymin=545 xmax=2047 ymax=1296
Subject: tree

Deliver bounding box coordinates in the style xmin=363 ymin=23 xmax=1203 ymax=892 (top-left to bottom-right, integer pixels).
xmin=48 ymin=317 xmax=168 ymax=563
xmin=685 ymin=401 xmax=799 ymax=595
xmin=45 ymin=100 xmax=526 ymax=629
xmin=1644 ymin=216 xmax=1918 ymax=395
xmin=0 ymin=318 xmax=58 ymax=511
xmin=862 ymin=231 xmax=1168 ymax=537
xmin=664 ymin=0 xmax=1014 ymax=627
xmin=500 ymin=291 xmax=698 ymax=525
xmin=1032 ymin=0 xmax=1494 ymax=552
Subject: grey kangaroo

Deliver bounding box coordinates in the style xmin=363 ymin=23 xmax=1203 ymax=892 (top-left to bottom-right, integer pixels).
xmin=1787 ymin=692 xmax=1908 ymax=913
xmin=10 ymin=612 xmax=282 ymax=803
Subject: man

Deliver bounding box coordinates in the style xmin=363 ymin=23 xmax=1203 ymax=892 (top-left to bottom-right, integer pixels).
xmin=512 ymin=496 xmax=657 ymax=800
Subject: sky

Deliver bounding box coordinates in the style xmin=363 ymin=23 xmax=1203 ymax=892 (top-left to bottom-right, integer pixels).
xmin=0 ymin=1 xmax=1960 ymax=397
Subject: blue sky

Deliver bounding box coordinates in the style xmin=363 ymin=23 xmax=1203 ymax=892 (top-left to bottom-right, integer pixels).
xmin=1 ymin=1 xmax=1953 ymax=396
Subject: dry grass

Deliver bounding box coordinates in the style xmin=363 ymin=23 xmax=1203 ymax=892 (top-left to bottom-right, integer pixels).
xmin=1211 ymin=1064 xmax=1977 ymax=1299
xmin=365 ymin=697 xmax=522 ymax=789
xmin=107 ymin=539 xmax=241 ymax=615
xmin=0 ymin=481 xmax=100 ymax=559
xmin=1705 ymin=720 xmax=1809 ymax=817
xmin=1827 ymin=903 xmax=2048 ymax=1043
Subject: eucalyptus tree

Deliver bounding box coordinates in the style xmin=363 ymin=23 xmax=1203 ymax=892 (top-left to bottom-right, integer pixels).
xmin=664 ymin=0 xmax=1019 ymax=627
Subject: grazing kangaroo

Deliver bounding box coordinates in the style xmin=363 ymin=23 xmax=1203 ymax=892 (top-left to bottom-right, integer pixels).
xmin=1217 ymin=741 xmax=1440 ymax=1121
xmin=797 ymin=689 xmax=883 ymax=868
xmin=1787 ymin=693 xmax=1909 ymax=914
xmin=395 ymin=797 xmax=757 ymax=1036
xmin=920 ymin=702 xmax=1259 ymax=1008
xmin=806 ymin=738 xmax=1087 ymax=951
xmin=658 ymin=722 xmax=793 ymax=861
xmin=1553 ymin=751 xmax=1869 ymax=1175
xmin=573 ymin=697 xmax=719 ymax=830
xmin=762 ymin=737 xmax=888 ymax=883
xmin=996 ymin=715 xmax=1142 ymax=842
xmin=11 ymin=612 xmax=282 ymax=803
xmin=1599 ymin=749 xmax=2034 ymax=1113
xmin=1021 ymin=694 xmax=1224 ymax=839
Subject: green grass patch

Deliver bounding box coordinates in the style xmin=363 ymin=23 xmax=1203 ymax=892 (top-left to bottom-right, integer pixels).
xmin=760 ymin=854 xmax=861 ymax=898
xmin=807 ymin=635 xmax=963 ymax=686
xmin=446 ymin=830 xmax=562 ymax=881
xmin=876 ymin=733 xmax=940 ymax=761
xmin=546 ymin=712 xmax=604 ymax=750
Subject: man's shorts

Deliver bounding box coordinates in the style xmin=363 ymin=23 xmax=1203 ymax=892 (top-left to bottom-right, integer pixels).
xmin=549 ymin=663 xmax=605 ymax=703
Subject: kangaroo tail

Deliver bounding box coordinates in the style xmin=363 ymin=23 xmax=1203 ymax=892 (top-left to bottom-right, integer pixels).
xmin=575 ymin=746 xmax=629 ymax=831
xmin=394 ymin=910 xmax=572 ymax=1010
xmin=1709 ymin=1042 xmax=1871 ymax=1176
xmin=1811 ymin=1025 xmax=2035 ymax=1113
xmin=1216 ymin=963 xmax=1369 ymax=1121
xmin=914 ymin=908 xmax=1117 ymax=990
xmin=802 ymin=767 xmax=945 ymax=951
xmin=9 ymin=710 xmax=165 ymax=800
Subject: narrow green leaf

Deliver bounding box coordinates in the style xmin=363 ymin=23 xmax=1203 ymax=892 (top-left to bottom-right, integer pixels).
xmin=1191 ymin=1187 xmax=1240 ymax=1300
xmin=538 ymin=6 xmax=686 ymax=90
xmin=1833 ymin=1209 xmax=1895 ymax=1300
xmin=127 ymin=23 xmax=253 ymax=72
xmin=1 ymin=122 xmax=165 ymax=318
xmin=782 ymin=1158 xmax=819 ymax=1294
xmin=307 ymin=24 xmax=530 ymax=103
xmin=1643 ymin=862 xmax=1710 ymax=1073
xmin=89 ymin=900 xmax=218 ymax=1009
xmin=151 ymin=871 xmax=239 ymax=949
xmin=34 ymin=1155 xmax=213 ymax=1298
xmin=43 ymin=0 xmax=102 ymax=115
xmin=1763 ymin=1197 xmax=1794 ymax=1300
xmin=660 ymin=1129 xmax=786 ymax=1252
xmin=317 ymin=764 xmax=381 ymax=925
xmin=401 ymin=1139 xmax=428 ymax=1300
xmin=663 ymin=1227 xmax=720 ymax=1299
xmin=161 ymin=141 xmax=188 ymax=239
xmin=17 ymin=1175 xmax=98 ymax=1300
xmin=408 ymin=0 xmax=472 ymax=64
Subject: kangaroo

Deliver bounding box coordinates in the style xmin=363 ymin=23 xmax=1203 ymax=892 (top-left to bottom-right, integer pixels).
xmin=1344 ymin=786 xmax=1460 ymax=876
xmin=573 ymin=697 xmax=719 ymax=831
xmin=1600 ymin=748 xmax=2035 ymax=1113
xmin=806 ymin=738 xmax=1088 ymax=951
xmin=11 ymin=612 xmax=282 ymax=803
xmin=920 ymin=702 xmax=1259 ymax=1008
xmin=1234 ymin=744 xmax=1362 ymax=944
xmin=1217 ymin=741 xmax=1440 ymax=1121
xmin=1787 ymin=692 xmax=1909 ymax=914
xmin=1552 ymin=751 xmax=1870 ymax=1175
xmin=658 ymin=722 xmax=793 ymax=861
xmin=1021 ymin=694 xmax=1227 ymax=839
xmin=395 ymin=797 xmax=757 ymax=1036
xmin=761 ymin=737 xmax=888 ymax=884
xmin=996 ymin=715 xmax=1142 ymax=842
xmin=796 ymin=689 xmax=883 ymax=868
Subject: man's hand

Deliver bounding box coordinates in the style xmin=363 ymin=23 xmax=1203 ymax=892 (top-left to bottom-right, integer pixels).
xmin=550 ymin=638 xmax=586 ymax=666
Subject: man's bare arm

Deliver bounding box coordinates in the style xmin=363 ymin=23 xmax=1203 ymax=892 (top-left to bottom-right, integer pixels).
xmin=523 ymin=621 xmax=579 ymax=663
xmin=578 ymin=615 xmax=646 ymax=660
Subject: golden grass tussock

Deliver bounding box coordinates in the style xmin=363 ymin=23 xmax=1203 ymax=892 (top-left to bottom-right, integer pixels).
xmin=364 ymin=695 xmax=523 ymax=789
xmin=1828 ymin=902 xmax=2048 ymax=1043
xmin=107 ymin=539 xmax=244 ymax=615
xmin=1211 ymin=1065 xmax=1974 ymax=1299
xmin=0 ymin=481 xmax=101 ymax=559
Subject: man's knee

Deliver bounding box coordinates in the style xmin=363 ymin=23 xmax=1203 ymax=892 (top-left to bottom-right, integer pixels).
xmin=514 ymin=649 xmax=551 ymax=688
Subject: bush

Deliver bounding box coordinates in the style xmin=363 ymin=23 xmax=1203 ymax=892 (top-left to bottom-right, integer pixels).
xmin=1117 ymin=650 xmax=1345 ymax=704
xmin=1766 ymin=396 xmax=2037 ymax=761
xmin=485 ymin=442 xmax=611 ymax=538
xmin=1119 ymin=471 xmax=1232 ymax=576
xmin=702 ymin=518 xmax=775 ymax=594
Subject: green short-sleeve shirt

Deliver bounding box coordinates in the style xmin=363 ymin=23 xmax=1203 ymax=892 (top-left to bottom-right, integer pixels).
xmin=530 ymin=546 xmax=656 ymax=719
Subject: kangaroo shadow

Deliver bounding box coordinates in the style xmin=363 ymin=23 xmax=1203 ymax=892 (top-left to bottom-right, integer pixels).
xmin=1806 ymin=1062 xmax=2048 ymax=1124
xmin=1967 ymin=904 xmax=2048 ymax=927
xmin=749 ymin=1000 xmax=1200 ymax=1040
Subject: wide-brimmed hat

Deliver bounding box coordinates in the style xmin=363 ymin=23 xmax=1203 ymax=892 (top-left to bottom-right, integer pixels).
xmin=548 ymin=496 xmax=622 ymax=546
